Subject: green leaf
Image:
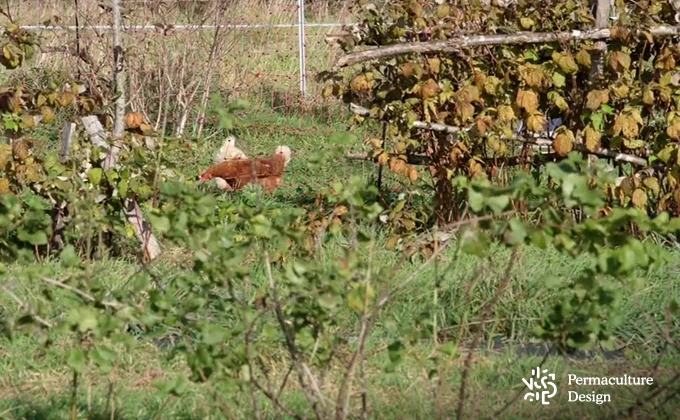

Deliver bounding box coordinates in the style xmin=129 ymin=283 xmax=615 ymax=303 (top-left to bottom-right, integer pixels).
xmin=439 ymin=342 xmax=458 ymax=357
xmin=87 ymin=167 xmax=103 ymax=187
xmin=318 ymin=294 xmax=341 ymax=310
xmin=66 ymin=348 xmax=87 ymax=373
xmin=590 ymin=112 xmax=604 ymax=131
xmin=486 ymin=194 xmax=510 ymax=214
xmin=387 ymin=341 xmax=405 ymax=365
xmin=59 ymin=244 xmax=80 ymax=268
xmin=460 ymin=227 xmax=490 ymax=257
xmin=552 ymin=71 xmax=566 ymax=88
xmin=90 ymin=345 xmax=117 ymax=373
xmin=148 ymin=214 xmax=171 ymax=234
xmin=505 ymin=218 xmax=527 ymax=245
xmin=17 ymin=229 xmax=48 ymax=246
xmin=202 ymin=324 xmax=229 ymax=346
xmin=77 ymin=309 xmax=99 ymax=333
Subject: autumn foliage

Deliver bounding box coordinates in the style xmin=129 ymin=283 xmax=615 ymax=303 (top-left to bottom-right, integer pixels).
xmin=322 ymin=0 xmax=680 ymax=223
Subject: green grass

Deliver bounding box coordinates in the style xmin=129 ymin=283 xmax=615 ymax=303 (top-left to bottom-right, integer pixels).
xmin=1 ymin=109 xmax=680 ymax=418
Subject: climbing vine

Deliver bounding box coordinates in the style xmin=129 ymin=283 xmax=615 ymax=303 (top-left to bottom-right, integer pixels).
xmin=322 ymin=0 xmax=680 ymax=224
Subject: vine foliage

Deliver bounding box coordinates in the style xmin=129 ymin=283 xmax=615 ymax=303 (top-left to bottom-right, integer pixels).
xmin=322 ymin=0 xmax=680 ymax=224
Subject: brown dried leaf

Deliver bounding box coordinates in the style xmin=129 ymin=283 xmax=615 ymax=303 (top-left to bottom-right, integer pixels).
xmin=519 ymin=64 xmax=547 ymax=89
xmin=0 ymin=144 xmax=11 ymax=168
xmin=419 ymin=79 xmax=440 ymax=99
xmin=57 ymin=92 xmax=75 ymax=107
xmin=655 ymin=48 xmax=676 ymax=71
xmin=457 ymin=85 xmax=480 ymax=103
xmin=125 ymin=111 xmax=144 ymax=129
xmin=377 ymin=152 xmax=389 ymax=165
xmin=455 ymin=102 xmax=475 ymax=122
xmin=585 ymin=90 xmax=609 ymax=110
xmin=474 ymin=72 xmax=486 ymax=89
xmin=611 ymin=83 xmax=630 ymax=99
xmin=609 ymin=51 xmax=631 ymax=73
xmin=366 ymin=138 xmax=382 ymax=149
xmin=553 ymin=130 xmax=575 ymax=157
xmin=408 ymin=166 xmax=418 ymax=181
xmin=40 ymin=106 xmax=55 ymax=124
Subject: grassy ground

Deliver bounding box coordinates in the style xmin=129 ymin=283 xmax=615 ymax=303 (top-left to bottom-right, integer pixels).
xmin=0 ymin=3 xmax=678 ymax=416
xmin=1 ymin=108 xmax=679 ymax=419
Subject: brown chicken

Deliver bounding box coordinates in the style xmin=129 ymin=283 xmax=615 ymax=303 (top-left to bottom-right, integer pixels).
xmin=198 ymin=145 xmax=291 ymax=192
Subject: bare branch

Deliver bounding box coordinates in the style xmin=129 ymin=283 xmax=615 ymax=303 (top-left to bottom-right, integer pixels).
xmin=0 ymin=286 xmax=53 ymax=328
xmin=264 ymin=251 xmax=327 ymax=420
xmin=335 ymin=25 xmax=680 ymax=68
xmin=41 ymin=277 xmax=122 ymax=309
xmin=349 ymin=103 xmax=654 ymax=168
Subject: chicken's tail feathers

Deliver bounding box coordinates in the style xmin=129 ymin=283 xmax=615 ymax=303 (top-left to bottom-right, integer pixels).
xmin=214 ymin=135 xmax=238 ymax=164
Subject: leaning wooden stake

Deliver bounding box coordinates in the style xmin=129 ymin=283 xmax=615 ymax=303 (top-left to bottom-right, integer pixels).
xmin=81 ymin=116 xmax=163 ymax=262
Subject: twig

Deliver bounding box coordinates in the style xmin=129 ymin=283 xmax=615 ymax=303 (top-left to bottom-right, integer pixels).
xmin=0 ymin=286 xmax=53 ymax=328
xmin=251 ymin=380 xmax=305 ymax=420
xmin=264 ymin=250 xmax=327 ymax=420
xmin=335 ymin=25 xmax=680 ymax=68
xmin=41 ymin=277 xmax=122 ymax=309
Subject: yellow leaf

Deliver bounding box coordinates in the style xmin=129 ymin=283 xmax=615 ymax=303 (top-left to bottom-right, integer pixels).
xmin=520 ymin=17 xmax=534 ymax=29
xmin=483 ymin=76 xmax=501 ymax=95
xmin=576 ymin=49 xmax=592 ymax=68
xmin=609 ymin=51 xmax=631 ymax=73
xmin=497 ymin=104 xmax=516 ymax=123
xmin=0 ymin=177 xmax=10 ymax=195
xmin=613 ymin=115 xmax=638 ymax=138
xmin=526 ymin=113 xmax=547 ymax=133
xmin=643 ymin=177 xmax=660 ymax=196
xmin=631 ymin=188 xmax=647 ymax=209
xmin=426 ymin=57 xmax=441 ymax=74
xmin=584 ymin=126 xmax=602 ymax=153
xmin=667 ymin=122 xmax=680 ymax=140
xmin=516 ymin=90 xmax=539 ymax=113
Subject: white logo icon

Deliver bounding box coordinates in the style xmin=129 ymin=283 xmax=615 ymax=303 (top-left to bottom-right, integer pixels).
xmin=522 ymin=367 xmax=557 ymax=405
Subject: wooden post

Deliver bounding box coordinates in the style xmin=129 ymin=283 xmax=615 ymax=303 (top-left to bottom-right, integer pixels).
xmin=588 ymin=1 xmax=612 ymax=166
xmin=81 ymin=116 xmax=162 ymax=262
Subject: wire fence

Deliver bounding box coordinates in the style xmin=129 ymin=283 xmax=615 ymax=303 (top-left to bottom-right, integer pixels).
xmin=2 ymin=0 xmax=358 ymax=98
